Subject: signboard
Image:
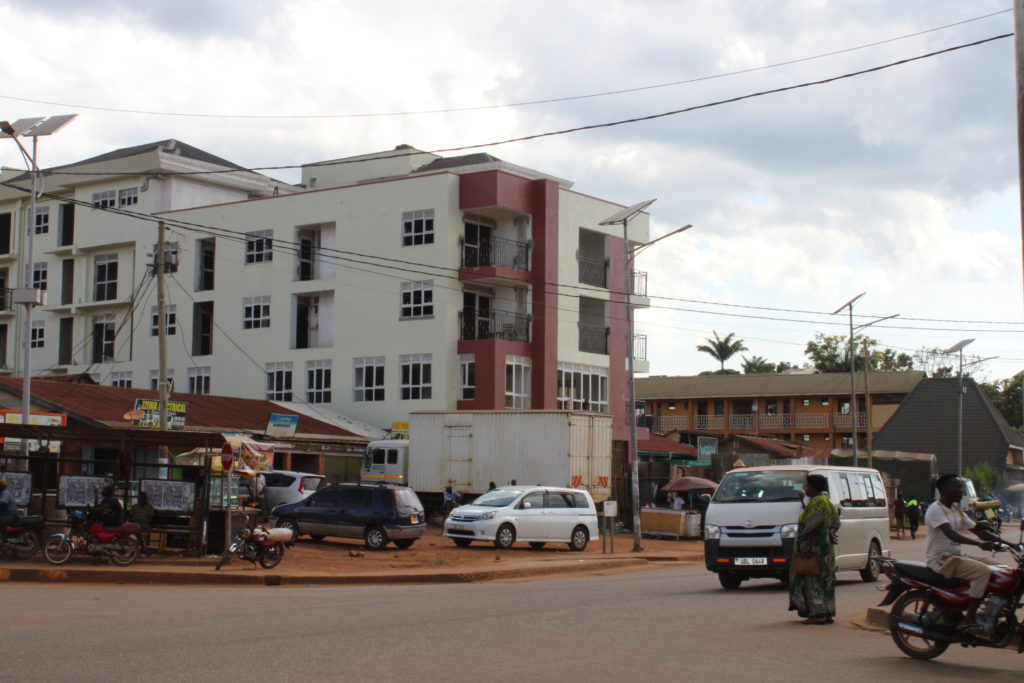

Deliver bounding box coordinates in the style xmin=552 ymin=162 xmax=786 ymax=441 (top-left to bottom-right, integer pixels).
xmin=265 ymin=413 xmax=299 ymax=438
xmin=0 ymin=471 xmax=32 ymax=506
xmin=390 ymin=421 xmax=410 ymax=439
xmin=140 ymin=479 xmax=195 ymax=514
xmin=697 ymin=436 xmax=719 ymax=460
xmin=603 ymin=500 xmax=618 ymax=517
xmin=1 ymin=410 xmax=66 ymax=452
xmin=57 ymin=475 xmax=108 ymax=508
xmin=132 ymin=398 xmax=187 ymax=429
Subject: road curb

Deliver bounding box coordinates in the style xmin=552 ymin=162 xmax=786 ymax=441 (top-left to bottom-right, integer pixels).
xmin=0 ymin=555 xmax=696 ymax=587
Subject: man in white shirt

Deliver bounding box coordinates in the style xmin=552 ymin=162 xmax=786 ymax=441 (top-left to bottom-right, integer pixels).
xmin=924 ymin=474 xmax=1002 ymax=636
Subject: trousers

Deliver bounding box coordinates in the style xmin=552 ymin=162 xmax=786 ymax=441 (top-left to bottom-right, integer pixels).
xmin=939 ymin=555 xmax=997 ymax=599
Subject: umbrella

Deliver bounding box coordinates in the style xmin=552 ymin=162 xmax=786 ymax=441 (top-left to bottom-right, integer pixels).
xmin=1005 ymin=482 xmax=1024 ymax=493
xmin=661 ymin=476 xmax=718 ymax=493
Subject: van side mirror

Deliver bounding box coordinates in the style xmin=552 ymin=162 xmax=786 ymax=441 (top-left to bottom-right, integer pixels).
xmin=698 ymin=493 xmax=711 ymax=506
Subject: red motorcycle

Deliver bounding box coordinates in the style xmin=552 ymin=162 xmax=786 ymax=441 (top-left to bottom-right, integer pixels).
xmin=43 ymin=509 xmax=142 ymax=566
xmin=876 ymin=537 xmax=1024 ymax=660
xmin=1 ymin=515 xmax=45 ymax=559
xmin=215 ymin=514 xmax=292 ymax=570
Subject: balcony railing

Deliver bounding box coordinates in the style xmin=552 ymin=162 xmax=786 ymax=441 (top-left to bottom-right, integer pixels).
xmin=759 ymin=414 xmax=791 ymax=430
xmin=577 ymin=254 xmax=607 ymax=287
xmin=632 ymin=333 xmax=647 ymax=361
xmin=657 ymin=415 xmax=690 ymax=431
xmin=695 ymin=415 xmax=725 ymax=430
xmin=833 ymin=412 xmax=868 ymax=429
xmin=578 ymin=322 xmax=609 ymax=354
xmin=795 ymin=412 xmax=829 ymax=429
xmin=459 ymin=308 xmax=531 ymax=343
xmin=730 ymin=414 xmax=754 ymax=430
xmin=631 ymin=270 xmax=647 ymax=297
xmin=461 ymin=235 xmax=531 ymax=271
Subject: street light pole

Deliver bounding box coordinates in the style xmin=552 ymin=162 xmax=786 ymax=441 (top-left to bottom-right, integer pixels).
xmin=1 ymin=115 xmax=76 ymax=457
xmin=944 ymin=339 xmax=975 ymax=479
xmin=832 ymin=293 xmax=865 ymax=467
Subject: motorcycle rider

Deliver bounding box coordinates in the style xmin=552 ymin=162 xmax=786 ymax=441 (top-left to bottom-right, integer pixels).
xmin=924 ymin=474 xmax=1003 ymax=637
xmin=0 ymin=477 xmax=19 ymax=543
xmin=93 ymin=485 xmax=125 ymax=527
xmin=442 ymin=485 xmax=462 ymax=516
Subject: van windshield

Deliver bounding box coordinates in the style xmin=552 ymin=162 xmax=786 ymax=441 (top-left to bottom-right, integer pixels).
xmin=714 ymin=471 xmax=807 ymax=503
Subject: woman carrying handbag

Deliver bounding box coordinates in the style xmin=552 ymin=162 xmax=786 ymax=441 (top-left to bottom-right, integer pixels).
xmin=788 ymin=474 xmax=840 ymax=625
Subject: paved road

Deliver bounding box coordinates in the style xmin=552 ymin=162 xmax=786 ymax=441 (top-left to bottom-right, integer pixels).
xmin=3 ymin=536 xmax=1021 ymax=681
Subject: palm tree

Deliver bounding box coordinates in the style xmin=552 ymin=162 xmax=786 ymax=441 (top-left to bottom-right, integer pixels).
xmin=741 ymin=355 xmax=775 ymax=374
xmin=697 ymin=331 xmax=749 ymax=371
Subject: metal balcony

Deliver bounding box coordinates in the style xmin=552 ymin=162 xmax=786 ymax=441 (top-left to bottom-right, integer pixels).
xmin=461 ymin=236 xmax=531 ymax=271
xmin=578 ymin=323 xmax=609 ymax=354
xmin=459 ymin=308 xmax=531 ymax=343
xmin=577 ymin=255 xmax=607 ymax=287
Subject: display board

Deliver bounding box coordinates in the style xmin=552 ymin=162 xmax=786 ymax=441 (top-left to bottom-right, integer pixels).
xmin=0 ymin=471 xmax=32 ymax=506
xmin=57 ymin=475 xmax=108 ymax=508
xmin=140 ymin=479 xmax=195 ymax=514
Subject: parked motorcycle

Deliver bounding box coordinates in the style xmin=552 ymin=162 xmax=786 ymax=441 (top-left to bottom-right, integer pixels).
xmin=0 ymin=515 xmax=45 ymax=559
xmin=875 ymin=535 xmax=1024 ymax=660
xmin=43 ymin=509 xmax=142 ymax=566
xmin=215 ymin=515 xmax=292 ymax=570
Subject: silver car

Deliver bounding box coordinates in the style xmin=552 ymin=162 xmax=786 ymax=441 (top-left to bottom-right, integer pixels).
xmin=262 ymin=471 xmax=324 ymax=510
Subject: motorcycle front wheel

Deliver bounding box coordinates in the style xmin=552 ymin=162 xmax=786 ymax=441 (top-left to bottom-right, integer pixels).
xmin=215 ymin=544 xmax=237 ymax=571
xmin=889 ymin=589 xmax=952 ymax=660
xmin=259 ymin=542 xmax=284 ymax=569
xmin=43 ymin=536 xmax=73 ymax=565
xmin=13 ymin=528 xmax=43 ymax=559
xmin=110 ymin=538 xmax=141 ymax=566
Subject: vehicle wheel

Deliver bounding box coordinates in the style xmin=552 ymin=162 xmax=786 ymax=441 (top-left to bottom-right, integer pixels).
xmin=452 ymin=538 xmax=472 ymax=548
xmin=310 ymin=535 xmax=325 ymax=542
xmin=718 ymin=572 xmax=743 ymax=590
xmin=276 ymin=518 xmax=300 ymax=543
xmin=568 ymin=526 xmax=589 ymax=552
xmin=860 ymin=540 xmax=881 ymax=582
xmin=110 ymin=538 xmax=141 ymax=566
xmin=259 ymin=543 xmax=284 ymax=569
xmin=364 ymin=526 xmax=388 ymax=550
xmin=493 ymin=524 xmax=516 ymax=550
xmin=43 ymin=536 xmax=73 ymax=565
xmin=889 ymin=590 xmax=951 ymax=660
xmin=393 ymin=539 xmax=416 ymax=549
xmin=529 ymin=542 xmax=546 ymax=550
xmin=214 ymin=546 xmax=234 ymax=571
xmin=13 ymin=528 xmax=42 ymax=560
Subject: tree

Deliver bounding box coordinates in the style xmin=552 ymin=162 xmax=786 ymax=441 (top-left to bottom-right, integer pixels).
xmin=980 ymin=372 xmax=1023 ymax=430
xmin=775 ymin=361 xmax=797 ymax=373
xmin=913 ymin=347 xmax=956 ymax=378
xmin=698 ymin=368 xmax=741 ymax=376
xmin=964 ymin=463 xmax=1002 ymax=497
xmin=804 ymin=333 xmax=876 ymax=373
xmin=874 ymin=348 xmax=915 ymax=372
xmin=741 ymin=355 xmax=775 ymax=374
xmin=696 ymin=331 xmax=748 ymax=371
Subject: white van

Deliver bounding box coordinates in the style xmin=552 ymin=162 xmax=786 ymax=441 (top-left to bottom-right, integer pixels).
xmin=703 ymin=465 xmax=891 ymax=590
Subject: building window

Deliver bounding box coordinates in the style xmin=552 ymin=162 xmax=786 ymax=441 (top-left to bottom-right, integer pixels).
xmin=32 ymin=262 xmax=47 ymax=291
xmin=400 ymin=281 xmax=433 ymax=319
xmin=505 ymin=355 xmax=532 ymax=408
xmin=400 ymin=354 xmax=432 ymax=400
xmin=30 ymin=321 xmax=44 ymax=348
xmin=91 ymin=315 xmax=115 ymax=362
xmin=802 ymin=434 xmax=811 ymax=442
xmin=149 ymin=370 xmax=174 ymax=391
xmin=354 ymin=356 xmax=385 ymax=402
xmin=92 ymin=191 xmax=116 ymax=209
xmin=118 ymin=187 xmax=138 ymax=207
xmin=0 ymin=212 xmax=11 ymax=254
xmin=243 ymin=296 xmax=271 ymax=329
xmin=94 ymin=254 xmax=118 ymax=301
xmin=192 ymin=301 xmax=214 ymax=355
xmin=111 ymin=372 xmax=132 ymax=388
xmin=556 ymin=363 xmax=608 ymax=412
xmin=714 ymin=400 xmax=725 ymax=416
xmin=196 ymin=238 xmax=215 ymax=291
xmin=766 ymin=399 xmax=778 ymax=416
xmin=821 ymin=398 xmax=829 ymax=406
xmin=459 ymin=354 xmax=475 ymax=400
xmin=34 ymin=206 xmax=49 ymax=235
xmin=188 ymin=366 xmax=211 ymax=395
xmin=265 ymin=362 xmax=293 ymax=401
xmin=668 ymin=402 xmax=676 ymax=410
xmin=402 ymin=209 xmax=434 ymax=246
xmin=245 ymin=230 xmax=273 ymax=264
xmin=307 ymin=359 xmax=332 ymax=404
xmin=151 ymin=305 xmax=177 ymax=336
xmin=802 ymin=399 xmax=810 ymax=407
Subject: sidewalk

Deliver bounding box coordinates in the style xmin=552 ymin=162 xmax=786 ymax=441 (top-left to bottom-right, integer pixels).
xmin=0 ymin=531 xmax=704 ymax=587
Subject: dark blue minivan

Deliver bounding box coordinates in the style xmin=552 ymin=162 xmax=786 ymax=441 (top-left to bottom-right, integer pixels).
xmin=270 ymin=483 xmax=425 ymax=550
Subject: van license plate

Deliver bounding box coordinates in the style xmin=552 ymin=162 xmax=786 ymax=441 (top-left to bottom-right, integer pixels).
xmin=735 ymin=557 xmax=767 ymax=566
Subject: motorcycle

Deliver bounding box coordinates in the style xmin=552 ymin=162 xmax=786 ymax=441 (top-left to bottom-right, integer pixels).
xmin=215 ymin=515 xmax=292 ymax=570
xmin=0 ymin=515 xmax=45 ymax=560
xmin=43 ymin=509 xmax=142 ymax=566
xmin=875 ymin=534 xmax=1024 ymax=660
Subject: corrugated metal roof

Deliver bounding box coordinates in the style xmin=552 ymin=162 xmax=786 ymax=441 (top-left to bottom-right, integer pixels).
xmin=635 ymin=371 xmax=924 ymax=399
xmin=637 ymin=433 xmax=697 ymax=455
xmin=0 ymin=378 xmax=361 ymax=439
xmin=413 ymin=153 xmax=500 ymax=173
xmin=730 ymin=434 xmax=829 ymax=459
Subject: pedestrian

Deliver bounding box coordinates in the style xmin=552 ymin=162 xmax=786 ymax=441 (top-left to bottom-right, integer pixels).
xmin=788 ymin=474 xmax=840 ymax=625
xmin=0 ymin=477 xmax=19 ymax=543
xmin=905 ymin=497 xmax=920 ymax=540
xmin=672 ymin=493 xmax=685 ymax=511
xmin=510 ymin=479 xmax=517 ymax=486
xmin=129 ymin=491 xmax=156 ymax=550
xmin=488 ymin=481 xmax=496 ymax=491
xmin=893 ymin=492 xmax=906 ymax=538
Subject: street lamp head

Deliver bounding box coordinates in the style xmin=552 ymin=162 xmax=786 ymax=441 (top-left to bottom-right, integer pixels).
xmin=0 ymin=121 xmax=14 ymax=136
xmin=943 ymin=338 xmax=975 ymax=355
xmin=831 ymin=292 xmax=866 ymax=315
xmin=598 ymin=199 xmax=657 ymax=226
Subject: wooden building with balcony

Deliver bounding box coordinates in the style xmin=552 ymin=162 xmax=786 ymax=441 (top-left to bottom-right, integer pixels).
xmin=635 ymin=371 xmax=924 ymax=450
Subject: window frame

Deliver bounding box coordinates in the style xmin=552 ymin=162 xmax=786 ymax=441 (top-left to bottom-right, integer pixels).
xmin=245 ymin=230 xmax=274 ymax=264
xmin=34 ymin=206 xmax=49 ymax=235
xmin=504 ymin=355 xmax=532 ymax=408
xmin=353 ymin=356 xmax=385 ymax=402
xmin=459 ymin=354 xmax=475 ymax=400
xmin=265 ymin=361 xmax=293 ymax=401
xmin=187 ymin=366 xmax=212 ymax=395
xmin=32 ymin=262 xmax=48 ymax=291
xmin=400 ymin=353 xmax=432 ymax=400
xmin=306 ymin=359 xmax=332 ymax=404
xmin=29 ymin=320 xmax=44 ymax=348
xmin=243 ymin=295 xmax=271 ymax=329
xmin=400 ymin=281 xmax=434 ymax=319
xmin=93 ymin=253 xmax=118 ymax=302
xmin=92 ymin=191 xmax=116 ymax=209
xmin=118 ymin=187 xmax=138 ymax=207
xmin=401 ymin=209 xmax=435 ymax=246
xmin=150 ymin=304 xmax=177 ymax=336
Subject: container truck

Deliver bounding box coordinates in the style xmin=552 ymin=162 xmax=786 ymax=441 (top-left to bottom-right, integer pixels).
xmin=360 ymin=410 xmax=612 ymax=512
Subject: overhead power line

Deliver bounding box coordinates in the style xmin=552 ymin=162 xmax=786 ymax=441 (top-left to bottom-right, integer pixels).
xmin=0 ymin=9 xmax=1010 ymax=120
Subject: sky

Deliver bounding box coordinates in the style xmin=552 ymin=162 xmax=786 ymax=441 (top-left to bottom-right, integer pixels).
xmin=1 ymin=0 xmax=1022 ymax=381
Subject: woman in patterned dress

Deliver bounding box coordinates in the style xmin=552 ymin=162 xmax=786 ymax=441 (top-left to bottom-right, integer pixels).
xmin=789 ymin=474 xmax=840 ymax=625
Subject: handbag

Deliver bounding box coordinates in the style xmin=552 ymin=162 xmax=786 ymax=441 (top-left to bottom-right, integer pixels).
xmin=792 ymin=551 xmax=820 ymax=576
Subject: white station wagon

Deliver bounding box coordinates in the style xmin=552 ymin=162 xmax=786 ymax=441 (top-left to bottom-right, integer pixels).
xmin=443 ymin=485 xmax=599 ymax=551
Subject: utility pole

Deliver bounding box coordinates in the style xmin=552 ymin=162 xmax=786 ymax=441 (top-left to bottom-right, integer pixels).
xmin=862 ymin=341 xmax=873 ymax=469
xmin=1016 ymin=0 xmax=1024 ymax=302
xmin=156 ymin=221 xmax=169 ymax=457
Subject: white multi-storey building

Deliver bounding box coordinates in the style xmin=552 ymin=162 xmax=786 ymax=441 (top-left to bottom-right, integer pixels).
xmin=0 ymin=140 xmax=650 ymax=452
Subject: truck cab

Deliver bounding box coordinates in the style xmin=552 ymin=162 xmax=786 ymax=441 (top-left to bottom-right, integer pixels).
xmin=361 ymin=440 xmax=410 ymax=485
